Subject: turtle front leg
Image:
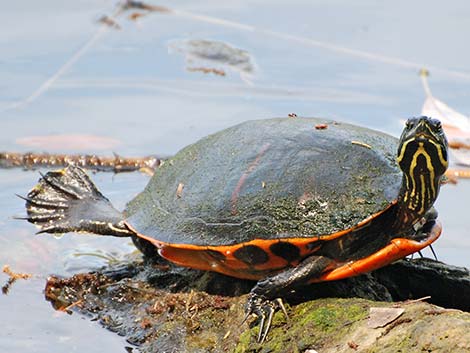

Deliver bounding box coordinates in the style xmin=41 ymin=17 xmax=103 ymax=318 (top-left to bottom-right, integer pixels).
xmin=413 ymin=207 xmax=439 ymax=259
xmin=245 ymin=255 xmax=335 ymax=342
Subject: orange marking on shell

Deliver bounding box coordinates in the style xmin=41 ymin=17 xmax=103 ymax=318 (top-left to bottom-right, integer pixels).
xmin=126 ymin=202 xmax=395 ymax=280
xmin=230 ymin=143 xmax=270 ymax=215
xmin=312 ymin=221 xmax=442 ymax=282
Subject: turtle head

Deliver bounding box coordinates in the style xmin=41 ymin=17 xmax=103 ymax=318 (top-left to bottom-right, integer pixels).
xmin=396 ymin=116 xmax=448 ymax=219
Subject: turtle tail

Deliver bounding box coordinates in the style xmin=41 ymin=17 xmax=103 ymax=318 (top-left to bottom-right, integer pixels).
xmin=19 ymin=166 xmax=132 ymax=237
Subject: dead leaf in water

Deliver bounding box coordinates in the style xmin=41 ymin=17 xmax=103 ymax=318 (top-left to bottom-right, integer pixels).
xmin=16 ymin=134 xmax=121 ymax=151
xmin=121 ymin=1 xmax=171 ymax=13
xmin=420 ymin=69 xmax=470 ymax=166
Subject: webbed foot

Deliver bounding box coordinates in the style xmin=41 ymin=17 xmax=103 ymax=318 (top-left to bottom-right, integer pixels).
xmin=19 ymin=166 xmax=130 ymax=237
xmin=244 ymin=293 xmax=288 ymax=343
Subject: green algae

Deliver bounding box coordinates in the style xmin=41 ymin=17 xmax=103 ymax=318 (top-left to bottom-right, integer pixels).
xmin=234 ymin=298 xmax=368 ymax=353
xmin=44 ymin=261 xmax=470 ymax=353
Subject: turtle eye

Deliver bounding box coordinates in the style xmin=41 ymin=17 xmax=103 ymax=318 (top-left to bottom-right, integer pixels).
xmin=405 ymin=120 xmax=414 ymax=129
xmin=428 ymin=118 xmax=443 ymax=132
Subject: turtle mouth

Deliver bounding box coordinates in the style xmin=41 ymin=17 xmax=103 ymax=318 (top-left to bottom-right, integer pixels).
xmin=415 ymin=134 xmax=431 ymax=143
xmin=413 ymin=132 xmax=443 ymax=146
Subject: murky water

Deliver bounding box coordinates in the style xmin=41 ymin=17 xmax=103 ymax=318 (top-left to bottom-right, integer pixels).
xmin=2 ymin=1 xmax=470 ymax=351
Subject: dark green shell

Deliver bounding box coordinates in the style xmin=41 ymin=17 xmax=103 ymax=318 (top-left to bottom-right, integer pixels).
xmin=125 ymin=118 xmax=402 ymax=246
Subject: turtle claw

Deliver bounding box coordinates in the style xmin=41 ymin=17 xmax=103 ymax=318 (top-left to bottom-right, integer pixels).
xmin=244 ymin=294 xmax=288 ymax=343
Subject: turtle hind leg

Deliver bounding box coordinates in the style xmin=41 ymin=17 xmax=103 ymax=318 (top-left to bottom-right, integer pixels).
xmin=21 ymin=166 xmax=131 ymax=237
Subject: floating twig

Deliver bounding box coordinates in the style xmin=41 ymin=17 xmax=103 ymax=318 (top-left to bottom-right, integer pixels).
xmin=0 ymin=152 xmax=161 ymax=174
xmin=2 ymin=265 xmax=32 ymax=295
xmin=187 ymin=67 xmax=226 ymax=76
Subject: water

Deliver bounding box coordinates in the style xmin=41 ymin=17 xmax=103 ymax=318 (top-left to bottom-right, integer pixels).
xmin=1 ymin=1 xmax=470 ymax=351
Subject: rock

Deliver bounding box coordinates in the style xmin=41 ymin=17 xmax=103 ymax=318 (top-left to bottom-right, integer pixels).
xmin=43 ymin=258 xmax=470 ymax=352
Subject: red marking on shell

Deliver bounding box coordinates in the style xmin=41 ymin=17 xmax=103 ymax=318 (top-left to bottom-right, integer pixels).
xmin=230 ymin=143 xmax=270 ymax=215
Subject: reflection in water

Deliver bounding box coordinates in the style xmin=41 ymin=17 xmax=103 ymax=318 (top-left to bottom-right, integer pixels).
xmin=4 ymin=2 xmax=470 ymax=115
xmin=168 ymin=39 xmax=256 ymax=82
xmin=55 ymin=77 xmax=387 ymax=103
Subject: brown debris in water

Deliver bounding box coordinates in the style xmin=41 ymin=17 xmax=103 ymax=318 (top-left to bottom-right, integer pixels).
xmin=449 ymin=141 xmax=470 ymax=149
xmin=187 ymin=67 xmax=226 ymax=76
xmin=0 ymin=152 xmax=161 ymax=174
xmin=121 ymin=1 xmax=171 ymax=13
xmin=2 ymin=265 xmax=32 ymax=294
xmin=445 ymin=168 xmax=470 ymax=183
xmin=128 ymin=12 xmax=147 ymax=21
xmin=97 ymin=15 xmax=121 ymax=29
xmin=45 ymin=273 xmax=112 ymax=312
xmin=43 ymin=269 xmax=239 ymax=349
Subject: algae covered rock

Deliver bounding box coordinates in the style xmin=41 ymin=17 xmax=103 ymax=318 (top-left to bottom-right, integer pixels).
xmin=42 ymin=258 xmax=470 ymax=352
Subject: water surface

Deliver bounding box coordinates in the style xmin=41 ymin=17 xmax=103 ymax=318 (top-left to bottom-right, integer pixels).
xmin=1 ymin=1 xmax=470 ymax=351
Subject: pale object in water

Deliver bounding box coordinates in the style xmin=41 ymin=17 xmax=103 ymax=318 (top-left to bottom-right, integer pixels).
xmin=420 ymin=69 xmax=470 ymax=167
xmin=168 ymin=39 xmax=256 ymax=83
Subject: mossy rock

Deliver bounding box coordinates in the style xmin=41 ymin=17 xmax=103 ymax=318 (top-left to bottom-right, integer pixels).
xmin=43 ymin=259 xmax=470 ymax=352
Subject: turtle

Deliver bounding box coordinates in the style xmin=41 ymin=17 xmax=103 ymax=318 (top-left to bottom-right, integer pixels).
xmin=21 ymin=116 xmax=448 ymax=342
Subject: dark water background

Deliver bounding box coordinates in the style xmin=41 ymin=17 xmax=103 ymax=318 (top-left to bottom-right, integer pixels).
xmin=1 ymin=1 xmax=470 ymax=351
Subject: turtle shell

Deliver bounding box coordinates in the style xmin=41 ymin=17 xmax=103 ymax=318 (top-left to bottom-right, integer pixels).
xmin=125 ymin=117 xmax=401 ymax=246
